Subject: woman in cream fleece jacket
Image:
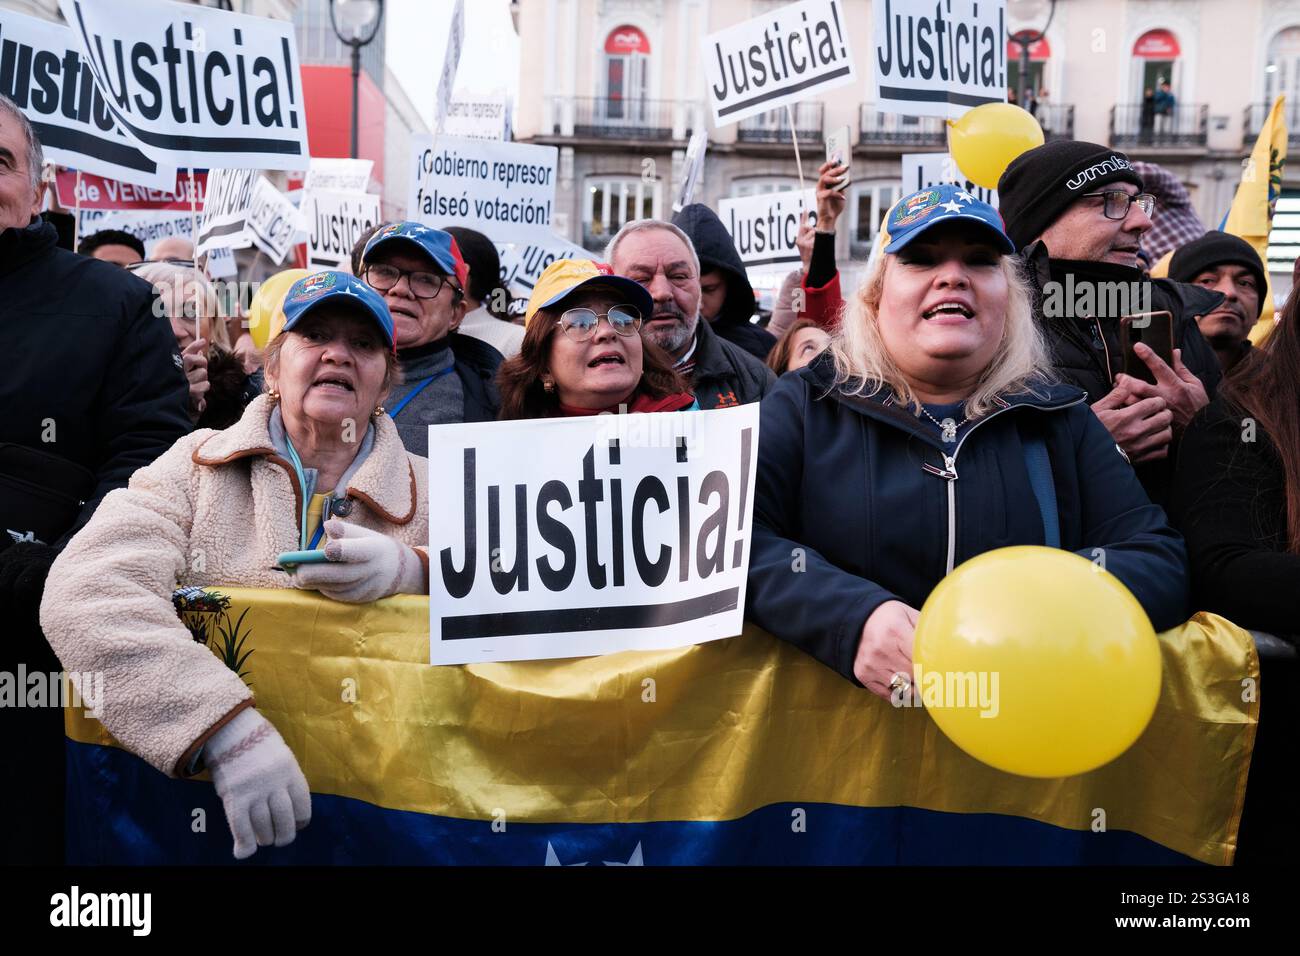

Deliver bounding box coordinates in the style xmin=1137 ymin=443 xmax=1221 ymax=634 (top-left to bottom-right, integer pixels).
xmin=40 ymin=271 xmax=429 ymax=860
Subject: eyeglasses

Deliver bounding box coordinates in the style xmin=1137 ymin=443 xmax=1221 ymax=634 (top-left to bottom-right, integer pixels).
xmin=364 ymin=263 xmax=460 ymax=300
xmin=1080 ymin=190 xmax=1158 ymax=221
xmin=556 ymin=305 xmax=643 ymax=341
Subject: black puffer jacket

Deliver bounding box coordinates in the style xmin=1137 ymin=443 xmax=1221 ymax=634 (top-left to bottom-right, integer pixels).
xmin=672 ymin=203 xmax=777 ymax=361
xmin=1021 ymin=241 xmax=1223 ymax=504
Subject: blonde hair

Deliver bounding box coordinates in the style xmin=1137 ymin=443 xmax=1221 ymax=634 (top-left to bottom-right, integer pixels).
xmin=829 ymin=253 xmax=1053 ymax=418
xmin=132 ymin=261 xmax=231 ymax=349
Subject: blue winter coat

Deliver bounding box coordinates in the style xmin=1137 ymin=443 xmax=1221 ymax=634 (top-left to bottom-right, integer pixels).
xmin=745 ymin=354 xmax=1190 ymax=685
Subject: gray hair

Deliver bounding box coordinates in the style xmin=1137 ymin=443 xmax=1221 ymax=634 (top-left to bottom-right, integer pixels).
xmin=604 ymin=218 xmax=701 ymax=276
xmin=0 ymin=95 xmax=45 ymax=193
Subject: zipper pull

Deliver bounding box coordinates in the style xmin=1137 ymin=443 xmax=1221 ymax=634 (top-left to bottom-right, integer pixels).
xmin=922 ymin=455 xmax=959 ymax=480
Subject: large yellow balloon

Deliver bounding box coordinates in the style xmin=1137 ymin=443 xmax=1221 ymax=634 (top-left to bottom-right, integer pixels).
xmin=247 ymin=269 xmax=310 ymax=349
xmin=947 ymin=103 xmax=1045 ymax=190
xmin=912 ymin=546 xmax=1161 ymax=778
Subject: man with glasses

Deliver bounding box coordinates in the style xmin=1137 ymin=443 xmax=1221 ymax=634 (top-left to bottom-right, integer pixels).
xmin=358 ymin=222 xmax=503 ymax=454
xmin=998 ymin=141 xmax=1222 ymax=503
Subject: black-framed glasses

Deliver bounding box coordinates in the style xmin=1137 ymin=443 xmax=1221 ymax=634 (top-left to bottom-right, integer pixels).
xmin=557 ymin=305 xmax=643 ymax=341
xmin=1080 ymin=190 xmax=1158 ymax=221
xmin=364 ymin=263 xmax=459 ymax=300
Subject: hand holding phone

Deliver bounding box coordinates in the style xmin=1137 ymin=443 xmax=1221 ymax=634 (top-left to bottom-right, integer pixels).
xmin=825 ymin=125 xmax=852 ymax=192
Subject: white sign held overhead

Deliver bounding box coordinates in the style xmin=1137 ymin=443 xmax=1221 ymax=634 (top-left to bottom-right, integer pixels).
xmin=0 ymin=8 xmax=174 ymax=189
xmin=701 ymin=0 xmax=857 ymax=127
xmin=433 ymin=0 xmax=466 ymax=134
xmin=59 ymin=0 xmax=310 ymax=170
xmin=495 ymin=236 xmax=589 ymax=296
xmin=206 ymin=245 xmax=237 ymax=279
xmin=195 ymin=168 xmax=256 ymax=255
xmin=718 ymin=189 xmax=818 ymax=269
xmin=303 ymin=189 xmax=382 ymax=271
xmin=409 ymin=135 xmax=558 ymax=243
xmin=443 ymin=95 xmax=510 ymax=141
xmin=901 ymin=153 xmax=998 ymax=207
xmin=80 ymin=207 xmax=196 ymax=253
xmin=244 ymin=176 xmax=300 ymax=265
xmin=673 ymin=130 xmax=709 ymax=213
xmin=303 ymin=158 xmax=374 ymax=194
xmin=872 ymin=0 xmax=1007 ymax=120
xmin=427 ymin=407 xmax=759 ymax=665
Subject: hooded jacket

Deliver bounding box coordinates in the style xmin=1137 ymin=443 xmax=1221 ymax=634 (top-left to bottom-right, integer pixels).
xmin=745 ymin=354 xmax=1189 ymax=684
xmin=689 ymin=315 xmax=777 ymax=409
xmin=672 ymin=204 xmax=777 ymax=360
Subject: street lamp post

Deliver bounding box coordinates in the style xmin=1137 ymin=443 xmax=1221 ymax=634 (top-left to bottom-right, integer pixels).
xmin=1007 ymin=0 xmax=1057 ymax=111
xmin=329 ymin=0 xmax=385 ymax=159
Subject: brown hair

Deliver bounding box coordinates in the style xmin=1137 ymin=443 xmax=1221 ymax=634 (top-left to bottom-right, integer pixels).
xmin=496 ymin=301 xmax=688 ymax=420
xmin=1219 ymin=296 xmax=1300 ymax=553
xmin=767 ymin=318 xmax=822 ymax=375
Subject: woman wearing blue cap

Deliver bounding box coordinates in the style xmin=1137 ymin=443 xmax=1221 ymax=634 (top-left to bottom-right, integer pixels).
xmin=745 ymin=185 xmax=1190 ymax=696
xmin=40 ymin=271 xmax=431 ymax=860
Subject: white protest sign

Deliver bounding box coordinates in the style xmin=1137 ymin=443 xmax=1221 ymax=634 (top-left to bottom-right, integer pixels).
xmin=0 ymin=8 xmax=174 ymax=189
xmin=303 ymin=189 xmax=382 ymax=271
xmin=673 ymin=130 xmax=708 ymax=213
xmin=901 ymin=153 xmax=997 ymax=207
xmin=494 ymin=235 xmax=590 ymax=296
xmin=702 ymin=0 xmax=856 ymax=127
xmin=206 ymin=245 xmax=237 ymax=279
xmin=244 ymin=176 xmax=300 ymax=265
xmin=409 ymin=135 xmax=558 ymax=243
xmin=303 ymin=158 xmax=373 ymax=194
xmin=718 ymin=189 xmax=818 ymax=268
xmin=873 ymin=0 xmax=1007 ymax=119
xmin=60 ymin=0 xmax=310 ymax=170
xmin=195 ymin=167 xmax=256 ymax=255
xmin=427 ymin=406 xmax=759 ymax=665
xmin=433 ymin=0 xmax=465 ymax=134
xmin=80 ymin=207 xmax=197 ymax=252
xmin=443 ymin=94 xmax=509 ymax=141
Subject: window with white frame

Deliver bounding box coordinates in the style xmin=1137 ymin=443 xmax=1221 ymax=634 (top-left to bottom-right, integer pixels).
xmin=585 ymin=176 xmax=661 ymax=242
xmin=850 ymin=181 xmax=903 ymax=246
xmin=730 ymin=177 xmax=800 ymax=198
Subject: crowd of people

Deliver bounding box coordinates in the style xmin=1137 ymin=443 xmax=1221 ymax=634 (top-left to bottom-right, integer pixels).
xmin=1 ymin=88 xmax=1296 ymax=863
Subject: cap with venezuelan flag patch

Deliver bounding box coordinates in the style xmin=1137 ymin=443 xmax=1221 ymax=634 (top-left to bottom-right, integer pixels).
xmin=525 ymin=258 xmax=655 ymax=328
xmin=281 ymin=270 xmax=396 ymax=351
xmin=363 ymin=221 xmax=470 ymax=293
xmin=882 ymin=183 xmax=1015 ymax=255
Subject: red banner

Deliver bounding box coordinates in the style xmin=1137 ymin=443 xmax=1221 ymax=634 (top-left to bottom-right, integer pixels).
xmin=54 ymin=169 xmax=207 ymax=211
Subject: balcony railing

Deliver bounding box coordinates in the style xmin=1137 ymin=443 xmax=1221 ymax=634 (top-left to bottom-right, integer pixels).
xmin=1110 ymin=103 xmax=1208 ymax=149
xmin=1032 ymin=103 xmax=1075 ymax=141
xmin=859 ymin=104 xmax=947 ymax=146
xmin=736 ymin=103 xmax=824 ymax=145
xmin=1242 ymin=102 xmax=1300 ymax=148
xmin=547 ymin=97 xmax=694 ymax=140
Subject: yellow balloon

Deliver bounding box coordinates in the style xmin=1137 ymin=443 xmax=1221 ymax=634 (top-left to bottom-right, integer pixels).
xmin=247 ymin=269 xmax=310 ymax=349
xmin=947 ymin=103 xmax=1045 ymax=190
xmin=912 ymin=546 xmax=1161 ymax=778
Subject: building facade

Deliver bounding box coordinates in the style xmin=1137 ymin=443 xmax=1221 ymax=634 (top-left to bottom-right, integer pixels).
xmin=512 ymin=0 xmax=1300 ymax=299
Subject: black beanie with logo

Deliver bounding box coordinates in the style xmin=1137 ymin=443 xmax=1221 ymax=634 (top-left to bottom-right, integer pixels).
xmin=1168 ymin=231 xmax=1268 ymax=317
xmin=997 ymin=141 xmax=1145 ymax=251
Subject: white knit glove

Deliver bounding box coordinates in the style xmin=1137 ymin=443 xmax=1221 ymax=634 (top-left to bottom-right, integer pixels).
xmin=291 ymin=519 xmax=427 ymax=603
xmin=205 ymin=708 xmax=311 ymax=860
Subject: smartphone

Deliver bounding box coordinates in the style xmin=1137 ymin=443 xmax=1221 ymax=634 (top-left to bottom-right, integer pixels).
xmin=1120 ymin=311 xmax=1175 ymax=384
xmin=276 ymin=549 xmax=331 ymax=568
xmin=825 ymin=125 xmax=852 ymax=192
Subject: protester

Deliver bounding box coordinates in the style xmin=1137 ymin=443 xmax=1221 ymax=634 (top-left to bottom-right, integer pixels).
xmin=1131 ymin=162 xmax=1206 ymax=262
xmin=0 ymin=95 xmax=191 ymax=864
xmin=77 ymin=227 xmax=144 ymax=267
xmin=767 ymin=319 xmax=831 ymax=375
xmin=40 ymin=271 xmax=432 ymax=860
xmin=605 ymin=219 xmax=774 ymax=408
xmin=357 ymin=221 xmax=503 ymax=453
xmin=997 ymin=140 xmax=1222 ymax=504
xmin=496 ymin=258 xmax=694 ymax=418
xmin=152 ymin=235 xmax=195 ymax=261
xmin=444 ymin=225 xmax=525 ymax=358
xmin=1167 ymin=231 xmax=1266 ymax=373
xmin=350 ymin=221 xmax=390 ymax=277
xmin=671 ymin=203 xmax=776 ymax=360
xmin=745 ymin=185 xmax=1189 ymax=695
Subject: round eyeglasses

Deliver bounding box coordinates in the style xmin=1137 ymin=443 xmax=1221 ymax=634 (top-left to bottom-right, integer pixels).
xmin=364 ymin=263 xmax=459 ymax=299
xmin=1080 ymin=190 xmax=1158 ymax=221
xmin=556 ymin=305 xmax=643 ymax=342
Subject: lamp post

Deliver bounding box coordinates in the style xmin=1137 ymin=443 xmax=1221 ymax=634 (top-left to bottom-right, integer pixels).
xmin=1007 ymin=0 xmax=1057 ymax=111
xmin=329 ymin=0 xmax=385 ymax=159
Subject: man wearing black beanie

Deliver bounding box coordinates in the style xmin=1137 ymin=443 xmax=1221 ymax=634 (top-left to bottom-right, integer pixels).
xmin=1167 ymin=231 xmax=1266 ymax=373
xmin=997 ymin=140 xmax=1223 ymax=505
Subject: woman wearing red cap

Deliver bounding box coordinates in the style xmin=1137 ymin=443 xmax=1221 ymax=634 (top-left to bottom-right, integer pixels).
xmin=496 ymin=258 xmax=697 ymax=419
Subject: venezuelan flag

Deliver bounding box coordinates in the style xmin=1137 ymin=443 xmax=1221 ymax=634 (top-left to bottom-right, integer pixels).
xmin=1226 ymin=96 xmax=1287 ymax=343
xmin=64 ymin=589 xmax=1256 ymax=865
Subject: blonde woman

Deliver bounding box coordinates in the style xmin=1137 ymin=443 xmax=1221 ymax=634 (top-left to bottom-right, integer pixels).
xmin=744 ymin=185 xmax=1189 ymax=698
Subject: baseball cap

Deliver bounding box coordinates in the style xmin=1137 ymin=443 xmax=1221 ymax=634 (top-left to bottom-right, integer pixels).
xmin=281 ymin=271 xmax=396 ymax=351
xmin=363 ymin=221 xmax=470 ymax=293
xmin=524 ymin=258 xmax=655 ymax=328
xmin=882 ymin=184 xmax=1016 ymax=255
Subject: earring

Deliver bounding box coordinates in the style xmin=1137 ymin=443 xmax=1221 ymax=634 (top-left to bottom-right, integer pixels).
xmin=542 ymin=378 xmax=555 ymax=393
xmin=267 ymin=389 xmax=281 ymax=404
xmin=373 ymin=403 xmax=387 ymax=418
